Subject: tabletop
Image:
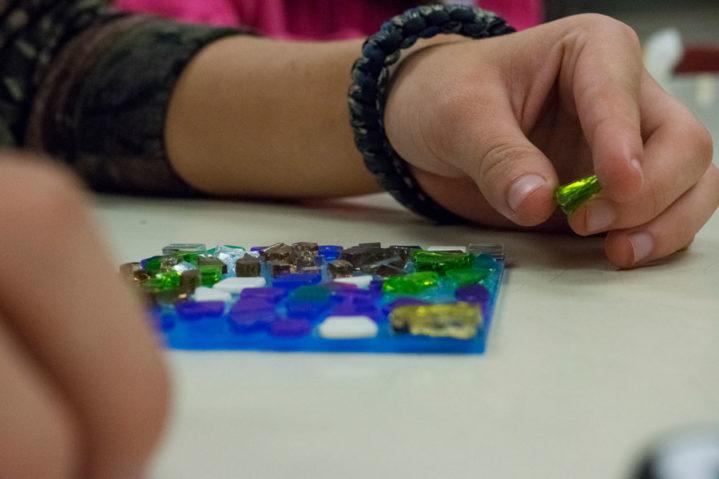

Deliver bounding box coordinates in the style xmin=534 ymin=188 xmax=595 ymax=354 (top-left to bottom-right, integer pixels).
xmin=94 ymin=76 xmax=719 ymax=479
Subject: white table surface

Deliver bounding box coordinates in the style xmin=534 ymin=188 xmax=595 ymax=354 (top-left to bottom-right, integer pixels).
xmin=94 ymin=77 xmax=719 ymax=479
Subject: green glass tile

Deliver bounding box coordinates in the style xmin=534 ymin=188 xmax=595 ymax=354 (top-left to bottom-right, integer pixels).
xmin=446 ymin=268 xmax=490 ymax=287
xmin=178 ymin=252 xmax=200 ymax=265
xmin=383 ymin=271 xmax=440 ymax=295
xmin=411 ymin=250 xmax=473 ymax=275
xmin=142 ymin=255 xmax=165 ymax=275
xmin=472 ymin=253 xmax=499 ymax=271
xmin=199 ymin=267 xmax=222 ymax=286
xmin=198 ymin=256 xmax=224 ymax=287
xmin=554 ymin=175 xmax=602 ymax=215
xmin=145 ymin=271 xmax=182 ymax=290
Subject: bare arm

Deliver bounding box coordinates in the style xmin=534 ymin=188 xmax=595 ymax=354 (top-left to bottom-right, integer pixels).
xmin=166 ymin=37 xmax=381 ymax=199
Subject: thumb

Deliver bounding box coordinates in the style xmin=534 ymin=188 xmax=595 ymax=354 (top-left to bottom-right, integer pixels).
xmin=456 ymin=110 xmax=559 ymax=226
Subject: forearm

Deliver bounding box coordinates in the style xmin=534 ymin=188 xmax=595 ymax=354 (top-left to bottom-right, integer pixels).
xmin=166 ymin=36 xmax=381 ymax=199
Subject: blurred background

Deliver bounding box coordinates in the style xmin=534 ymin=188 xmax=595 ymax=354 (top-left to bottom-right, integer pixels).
xmin=546 ymin=0 xmax=719 ymax=165
xmin=546 ymin=0 xmax=719 ymax=43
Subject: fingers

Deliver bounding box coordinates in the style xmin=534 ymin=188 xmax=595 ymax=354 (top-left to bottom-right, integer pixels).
xmin=0 ymin=321 xmax=79 ymax=479
xmin=559 ymin=14 xmax=645 ymax=202
xmin=0 ymin=157 xmax=170 ymax=478
xmin=605 ymin=165 xmax=719 ymax=269
xmin=446 ymin=97 xmax=560 ymax=227
xmin=569 ymin=74 xmax=714 ymax=236
xmin=472 ymin=132 xmax=558 ymax=226
xmin=383 ymin=38 xmax=560 ymax=227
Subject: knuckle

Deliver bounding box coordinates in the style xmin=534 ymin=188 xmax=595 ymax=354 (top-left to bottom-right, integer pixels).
xmin=692 ymin=123 xmax=714 ymax=170
xmin=478 ymin=140 xmax=536 ymax=184
xmin=575 ymin=14 xmax=640 ymax=49
xmin=614 ymin=21 xmax=641 ymax=51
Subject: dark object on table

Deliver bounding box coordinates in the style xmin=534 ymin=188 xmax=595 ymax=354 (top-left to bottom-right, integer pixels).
xmin=328 ymin=259 xmax=354 ymax=278
xmin=633 ymin=428 xmax=719 ymax=479
xmin=235 ymin=256 xmax=261 ymax=277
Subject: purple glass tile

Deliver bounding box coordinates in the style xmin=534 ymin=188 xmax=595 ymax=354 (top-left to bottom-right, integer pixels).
xmin=250 ymin=246 xmax=268 ymax=253
xmin=272 ymin=273 xmax=322 ymax=289
xmin=324 ymin=282 xmax=358 ymax=292
xmin=229 ymin=308 xmax=276 ymax=322
xmin=269 ymin=319 xmax=312 ymax=337
xmin=455 ymin=284 xmax=490 ymax=305
xmin=285 ymin=300 xmax=329 ymax=318
xmin=332 ymin=296 xmax=378 ymax=318
xmin=240 ymin=287 xmax=288 ymax=302
xmin=231 ymin=298 xmax=275 ymax=314
xmin=229 ymin=298 xmax=277 ymax=333
xmin=175 ymin=301 xmax=226 ymax=320
xmin=229 ymin=310 xmax=277 ymax=334
xmin=332 ymin=288 xmax=372 ymax=301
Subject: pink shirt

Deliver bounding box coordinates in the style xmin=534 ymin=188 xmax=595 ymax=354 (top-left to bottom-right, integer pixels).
xmin=115 ymin=0 xmax=542 ymax=39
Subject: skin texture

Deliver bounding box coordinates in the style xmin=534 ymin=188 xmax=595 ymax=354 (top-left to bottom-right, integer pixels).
xmin=166 ymin=38 xmax=379 ymax=198
xmin=166 ymin=14 xmax=716 ymax=269
xmin=383 ymin=14 xmax=717 ymax=268
xmin=1 ymin=13 xmax=717 ymax=479
xmin=0 ymin=156 xmax=170 ymax=479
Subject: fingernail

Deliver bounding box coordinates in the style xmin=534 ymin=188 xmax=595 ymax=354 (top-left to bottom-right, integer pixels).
xmin=629 ymin=231 xmax=654 ymax=264
xmin=630 ymin=158 xmax=645 ymax=185
xmin=586 ymin=199 xmax=617 ymax=233
xmin=508 ymin=174 xmax=546 ymax=213
xmin=630 ymin=158 xmax=642 ymax=174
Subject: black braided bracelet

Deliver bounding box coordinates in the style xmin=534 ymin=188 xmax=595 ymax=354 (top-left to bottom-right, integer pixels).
xmin=349 ymin=4 xmax=515 ymax=224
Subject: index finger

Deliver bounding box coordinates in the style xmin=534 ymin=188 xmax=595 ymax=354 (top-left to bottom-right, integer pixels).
xmin=559 ymin=14 xmax=645 ymax=203
xmin=0 ymin=158 xmax=170 ymax=478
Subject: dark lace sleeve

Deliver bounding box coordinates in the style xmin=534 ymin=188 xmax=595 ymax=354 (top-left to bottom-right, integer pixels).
xmin=0 ymin=1 xmax=243 ymax=195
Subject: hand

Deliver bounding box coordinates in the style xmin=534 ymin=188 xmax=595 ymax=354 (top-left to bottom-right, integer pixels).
xmin=0 ymin=155 xmax=169 ymax=478
xmin=385 ymin=14 xmax=718 ymax=269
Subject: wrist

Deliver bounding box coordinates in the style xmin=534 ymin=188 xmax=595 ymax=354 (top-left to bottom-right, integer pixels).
xmin=384 ymin=40 xmax=469 ymax=178
xmin=348 ymin=4 xmax=515 ymax=223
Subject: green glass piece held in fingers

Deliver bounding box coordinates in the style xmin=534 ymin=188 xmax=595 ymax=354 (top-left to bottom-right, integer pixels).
xmin=554 ymin=175 xmax=602 ymax=215
xmin=383 ymin=271 xmax=440 ymax=295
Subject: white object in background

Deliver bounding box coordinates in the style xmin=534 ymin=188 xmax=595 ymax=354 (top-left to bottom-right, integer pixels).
xmin=695 ymin=75 xmax=718 ymax=108
xmin=333 ymin=275 xmax=374 ymax=288
xmin=213 ymin=277 xmax=267 ymax=294
xmin=644 ymin=28 xmax=684 ymax=88
xmin=318 ymin=316 xmax=379 ymax=339
xmin=193 ymin=287 xmax=232 ymax=303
